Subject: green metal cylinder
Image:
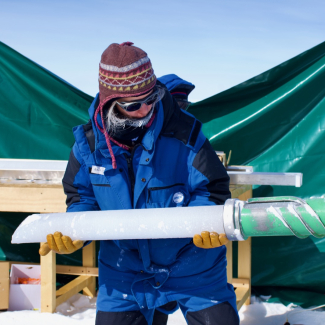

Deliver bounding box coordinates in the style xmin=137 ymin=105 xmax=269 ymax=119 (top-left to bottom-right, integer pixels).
xmin=240 ymin=196 xmax=325 ymax=239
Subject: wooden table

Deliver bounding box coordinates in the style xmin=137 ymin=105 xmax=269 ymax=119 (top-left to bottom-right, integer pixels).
xmin=0 ymin=182 xmax=252 ymax=312
xmin=229 ymin=184 xmax=252 ymax=310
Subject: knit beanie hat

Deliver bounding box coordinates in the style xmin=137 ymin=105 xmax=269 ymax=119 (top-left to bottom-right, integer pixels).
xmin=94 ymin=42 xmax=157 ymax=169
xmin=98 ymin=42 xmax=156 ymax=103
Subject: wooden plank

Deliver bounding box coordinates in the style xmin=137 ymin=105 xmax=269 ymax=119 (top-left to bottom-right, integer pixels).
xmin=56 ymin=265 xmax=87 ymax=276
xmin=56 ymin=265 xmax=98 ymax=276
xmin=217 ymin=153 xmax=227 ymax=166
xmin=56 ymin=276 xmax=90 ymax=296
xmin=7 ymin=263 xmax=99 ymax=276
xmin=226 ymin=241 xmax=233 ymax=284
xmin=230 ymin=185 xmax=252 ymax=306
xmin=82 ymin=286 xmax=94 ymax=298
xmin=230 ymin=185 xmax=251 ymax=199
xmin=236 ymin=186 xmax=252 ymax=201
xmin=0 ymin=187 xmax=66 ymax=213
xmin=8 ymin=261 xmax=39 ymax=267
xmin=236 ymin=185 xmax=252 ymax=306
xmin=235 ymin=286 xmax=250 ymax=310
xmin=82 ymin=242 xmax=96 ymax=297
xmin=232 ymin=278 xmax=250 ymax=288
xmin=238 ymin=237 xmax=252 ymax=305
xmin=0 ymin=262 xmax=10 ymax=310
xmin=0 ymin=183 xmax=63 ymax=188
xmin=41 ymin=243 xmax=56 ymax=313
xmin=56 ymin=276 xmax=92 ymax=306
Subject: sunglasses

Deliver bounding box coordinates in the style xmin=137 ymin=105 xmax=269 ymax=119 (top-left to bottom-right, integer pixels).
xmin=117 ymin=89 xmax=160 ymax=112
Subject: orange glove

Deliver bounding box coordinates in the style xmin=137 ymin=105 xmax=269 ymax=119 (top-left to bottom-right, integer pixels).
xmin=193 ymin=231 xmax=228 ymax=249
xmin=39 ymin=231 xmax=84 ymax=256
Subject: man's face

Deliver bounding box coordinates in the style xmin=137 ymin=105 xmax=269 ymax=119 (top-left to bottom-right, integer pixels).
xmin=116 ymin=90 xmax=153 ymax=119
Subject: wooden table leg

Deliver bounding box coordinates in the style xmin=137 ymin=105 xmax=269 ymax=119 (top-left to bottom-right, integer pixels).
xmin=237 ymin=186 xmax=252 ymax=202
xmin=41 ymin=243 xmax=56 ymax=313
xmin=82 ymin=242 xmax=96 ymax=297
xmin=236 ymin=185 xmax=252 ymax=305
xmin=238 ymin=237 xmax=252 ymax=305
xmin=0 ymin=262 xmax=10 ymax=310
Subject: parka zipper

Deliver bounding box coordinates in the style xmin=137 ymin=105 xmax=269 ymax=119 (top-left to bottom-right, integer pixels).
xmin=147 ymin=183 xmax=185 ymax=203
xmin=123 ymin=143 xmax=142 ymax=207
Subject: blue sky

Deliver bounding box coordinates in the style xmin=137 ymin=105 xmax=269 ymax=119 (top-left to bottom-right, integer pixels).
xmin=1 ymin=0 xmax=324 ymax=102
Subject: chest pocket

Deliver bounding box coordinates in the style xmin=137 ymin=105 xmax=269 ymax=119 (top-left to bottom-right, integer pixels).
xmin=88 ymin=168 xmax=132 ymax=210
xmin=147 ymin=182 xmax=190 ymax=208
xmin=89 ymin=173 xmax=110 ymax=187
xmin=88 ymin=173 xmax=112 ymax=208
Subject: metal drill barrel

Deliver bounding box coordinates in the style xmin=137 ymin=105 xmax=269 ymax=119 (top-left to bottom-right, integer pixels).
xmin=238 ymin=197 xmax=325 ymax=239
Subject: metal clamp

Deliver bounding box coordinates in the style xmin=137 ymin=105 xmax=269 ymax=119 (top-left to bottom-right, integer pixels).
xmin=223 ymin=199 xmax=246 ymax=241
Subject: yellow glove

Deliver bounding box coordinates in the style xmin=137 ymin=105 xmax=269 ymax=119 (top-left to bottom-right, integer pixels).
xmin=193 ymin=231 xmax=228 ymax=249
xmin=39 ymin=231 xmax=84 ymax=256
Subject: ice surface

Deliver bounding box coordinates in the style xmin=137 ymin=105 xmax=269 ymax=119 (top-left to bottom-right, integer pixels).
xmin=12 ymin=205 xmax=225 ymax=243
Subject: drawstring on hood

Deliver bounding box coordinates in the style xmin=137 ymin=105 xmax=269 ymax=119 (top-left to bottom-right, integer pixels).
xmin=94 ymin=100 xmax=130 ymax=169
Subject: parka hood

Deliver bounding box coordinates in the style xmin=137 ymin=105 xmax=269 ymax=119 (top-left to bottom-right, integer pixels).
xmin=158 ymin=74 xmax=195 ymax=95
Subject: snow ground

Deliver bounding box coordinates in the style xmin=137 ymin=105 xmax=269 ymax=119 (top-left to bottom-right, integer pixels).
xmin=1 ymin=294 xmax=325 ymax=324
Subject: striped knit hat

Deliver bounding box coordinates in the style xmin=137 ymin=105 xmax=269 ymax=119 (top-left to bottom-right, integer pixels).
xmin=98 ymin=42 xmax=156 ymax=103
xmin=95 ymin=42 xmax=156 ymax=169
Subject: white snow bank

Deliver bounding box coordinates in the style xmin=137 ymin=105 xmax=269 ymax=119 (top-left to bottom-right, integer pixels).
xmin=239 ymin=296 xmax=325 ymax=325
xmin=0 ymin=294 xmax=97 ymax=325
xmin=1 ymin=294 xmax=325 ymax=324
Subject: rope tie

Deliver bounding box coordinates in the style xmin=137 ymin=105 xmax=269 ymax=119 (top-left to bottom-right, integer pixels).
xmin=94 ymin=103 xmax=129 ymax=169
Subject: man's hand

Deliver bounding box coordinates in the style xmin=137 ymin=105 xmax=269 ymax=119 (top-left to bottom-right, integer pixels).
xmin=193 ymin=231 xmax=228 ymax=249
xmin=39 ymin=231 xmax=84 ymax=256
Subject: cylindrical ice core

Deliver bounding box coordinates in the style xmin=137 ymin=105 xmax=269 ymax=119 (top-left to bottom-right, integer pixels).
xmin=11 ymin=205 xmax=225 ymax=244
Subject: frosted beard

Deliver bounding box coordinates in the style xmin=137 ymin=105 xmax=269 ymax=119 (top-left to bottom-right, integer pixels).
xmin=106 ymin=101 xmax=155 ymax=136
xmin=105 ymin=86 xmax=165 ymax=140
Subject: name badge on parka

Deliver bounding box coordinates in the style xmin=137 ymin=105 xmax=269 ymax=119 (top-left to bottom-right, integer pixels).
xmin=91 ymin=166 xmax=105 ymax=175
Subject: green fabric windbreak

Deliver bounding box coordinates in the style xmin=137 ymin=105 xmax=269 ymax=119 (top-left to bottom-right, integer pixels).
xmin=189 ymin=41 xmax=325 ymax=296
xmin=188 ymin=40 xmax=325 ymax=199
xmin=0 ymin=42 xmax=92 ymax=264
xmin=0 ymin=41 xmax=92 ymax=160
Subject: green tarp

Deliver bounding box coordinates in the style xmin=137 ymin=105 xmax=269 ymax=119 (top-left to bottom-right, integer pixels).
xmin=1 ymin=40 xmax=325 ymax=302
xmin=188 ymin=41 xmax=325 ymax=298
xmin=0 ymin=41 xmax=91 ymax=265
xmin=188 ymin=41 xmax=325 ymax=200
xmin=0 ymin=41 xmax=91 ymax=160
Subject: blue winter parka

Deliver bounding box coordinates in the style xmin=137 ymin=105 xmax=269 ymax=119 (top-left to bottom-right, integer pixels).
xmin=62 ymin=82 xmax=236 ymax=319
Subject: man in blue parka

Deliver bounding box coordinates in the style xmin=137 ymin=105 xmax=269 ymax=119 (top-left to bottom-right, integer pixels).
xmin=39 ymin=42 xmax=239 ymax=325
